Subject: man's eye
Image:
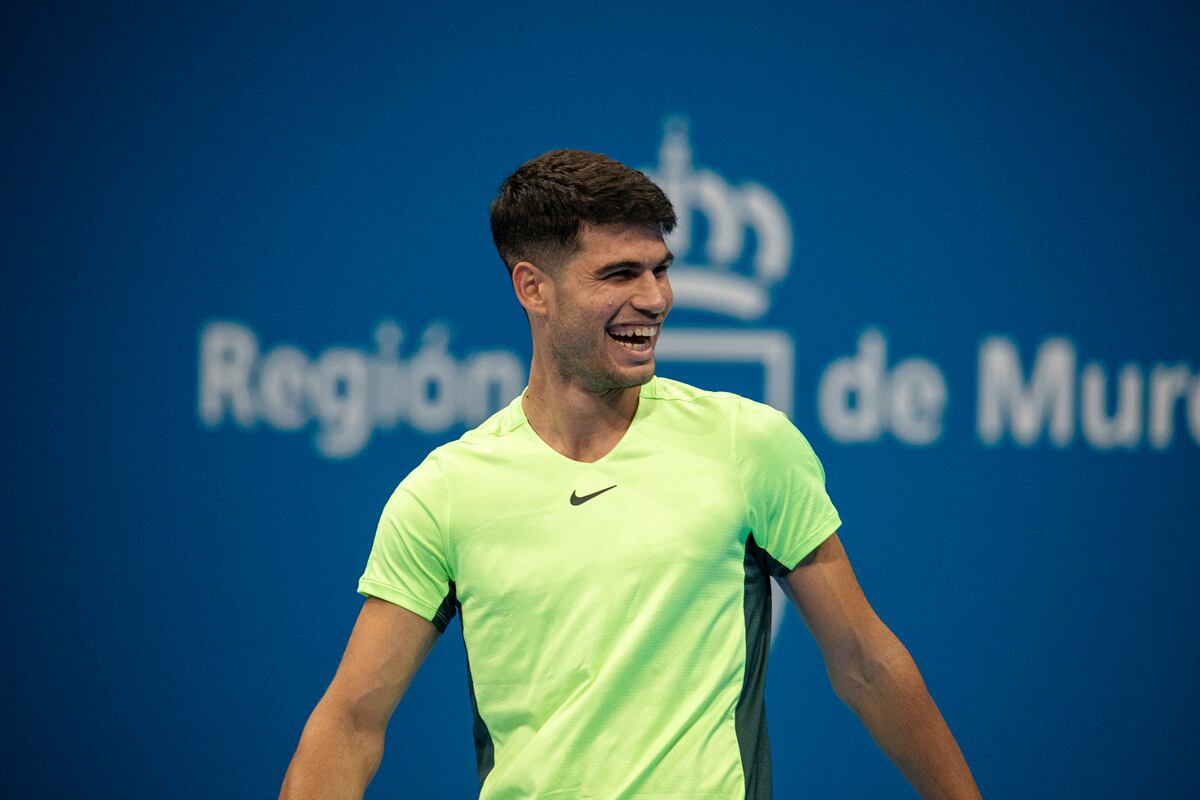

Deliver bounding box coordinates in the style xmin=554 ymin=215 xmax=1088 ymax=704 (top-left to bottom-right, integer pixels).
xmin=654 ymin=265 xmax=671 ymax=276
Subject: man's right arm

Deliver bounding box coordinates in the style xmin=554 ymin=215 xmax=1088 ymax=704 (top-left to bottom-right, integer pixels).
xmin=279 ymin=597 xmax=439 ymax=800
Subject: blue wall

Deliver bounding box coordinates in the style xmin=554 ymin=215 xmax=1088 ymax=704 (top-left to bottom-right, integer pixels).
xmin=5 ymin=2 xmax=1199 ymax=797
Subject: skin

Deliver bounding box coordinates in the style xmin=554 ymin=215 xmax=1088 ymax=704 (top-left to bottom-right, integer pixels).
xmin=512 ymin=221 xmax=674 ymax=462
xmin=280 ymin=221 xmax=981 ymax=799
xmin=783 ymin=537 xmax=982 ymax=799
xmin=279 ymin=599 xmax=437 ymax=800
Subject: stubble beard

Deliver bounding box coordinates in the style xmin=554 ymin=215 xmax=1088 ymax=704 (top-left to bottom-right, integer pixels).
xmin=549 ymin=325 xmax=651 ymax=395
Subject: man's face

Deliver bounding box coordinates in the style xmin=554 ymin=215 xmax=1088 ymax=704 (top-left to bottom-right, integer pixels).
xmin=541 ymin=222 xmax=673 ymax=393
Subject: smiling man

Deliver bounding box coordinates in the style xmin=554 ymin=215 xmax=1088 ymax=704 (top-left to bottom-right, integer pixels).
xmin=280 ymin=150 xmax=981 ymax=799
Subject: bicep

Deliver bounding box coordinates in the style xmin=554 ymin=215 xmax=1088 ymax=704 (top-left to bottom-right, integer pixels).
xmin=322 ymin=597 xmax=440 ymax=732
xmin=782 ymin=534 xmax=891 ymax=670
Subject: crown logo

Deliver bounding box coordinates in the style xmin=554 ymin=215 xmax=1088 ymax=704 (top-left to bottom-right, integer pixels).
xmin=644 ymin=118 xmax=793 ymax=321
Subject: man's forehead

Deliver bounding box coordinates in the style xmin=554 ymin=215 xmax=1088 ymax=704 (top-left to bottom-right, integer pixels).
xmin=573 ymin=222 xmax=670 ymax=262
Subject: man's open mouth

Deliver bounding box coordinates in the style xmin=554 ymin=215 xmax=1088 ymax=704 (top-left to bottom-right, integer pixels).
xmin=606 ymin=324 xmax=659 ymax=352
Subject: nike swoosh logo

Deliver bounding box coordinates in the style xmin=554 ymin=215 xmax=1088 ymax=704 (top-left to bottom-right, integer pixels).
xmin=569 ymin=485 xmax=617 ymax=506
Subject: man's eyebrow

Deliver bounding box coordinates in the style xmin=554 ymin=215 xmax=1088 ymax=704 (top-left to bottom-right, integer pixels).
xmin=595 ymin=254 xmax=675 ymax=273
xmin=596 ymin=260 xmax=641 ymax=273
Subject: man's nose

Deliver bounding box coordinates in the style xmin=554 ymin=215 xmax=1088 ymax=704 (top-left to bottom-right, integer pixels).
xmin=631 ymin=271 xmax=670 ymax=315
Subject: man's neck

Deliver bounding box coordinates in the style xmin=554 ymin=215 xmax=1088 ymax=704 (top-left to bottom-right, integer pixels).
xmin=522 ymin=361 xmax=642 ymax=463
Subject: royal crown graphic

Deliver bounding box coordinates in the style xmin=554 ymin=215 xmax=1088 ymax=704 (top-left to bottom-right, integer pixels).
xmin=644 ymin=118 xmax=793 ymax=321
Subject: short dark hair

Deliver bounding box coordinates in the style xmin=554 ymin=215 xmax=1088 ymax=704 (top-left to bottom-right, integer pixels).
xmin=490 ymin=149 xmax=677 ymax=274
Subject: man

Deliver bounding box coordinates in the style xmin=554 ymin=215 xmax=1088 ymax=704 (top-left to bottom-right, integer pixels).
xmin=280 ymin=150 xmax=981 ymax=799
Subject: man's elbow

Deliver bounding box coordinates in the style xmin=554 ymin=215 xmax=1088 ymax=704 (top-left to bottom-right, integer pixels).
xmin=826 ymin=627 xmax=919 ymax=710
xmin=281 ymin=696 xmax=388 ymax=799
xmin=315 ymin=692 xmax=390 ymax=762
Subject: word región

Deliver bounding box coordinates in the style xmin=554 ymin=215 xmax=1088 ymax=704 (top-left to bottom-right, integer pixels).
xmin=199 ymin=322 xmax=1198 ymax=458
xmin=198 ymin=320 xmax=524 ymax=458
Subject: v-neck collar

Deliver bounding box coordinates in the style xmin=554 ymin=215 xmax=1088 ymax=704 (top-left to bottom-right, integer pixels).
xmin=511 ymin=377 xmax=656 ymax=466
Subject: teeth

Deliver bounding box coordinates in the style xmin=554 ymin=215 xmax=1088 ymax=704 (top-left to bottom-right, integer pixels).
xmin=609 ymin=325 xmax=659 ymax=337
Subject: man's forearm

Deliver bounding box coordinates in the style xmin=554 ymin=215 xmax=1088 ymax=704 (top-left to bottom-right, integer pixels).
xmin=279 ymin=699 xmax=384 ymax=800
xmin=834 ymin=632 xmax=981 ymax=800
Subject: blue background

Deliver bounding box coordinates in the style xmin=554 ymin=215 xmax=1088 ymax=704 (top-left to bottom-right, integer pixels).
xmin=5 ymin=1 xmax=1199 ymax=797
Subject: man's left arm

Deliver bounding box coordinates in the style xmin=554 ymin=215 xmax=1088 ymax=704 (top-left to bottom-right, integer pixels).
xmin=782 ymin=533 xmax=982 ymax=800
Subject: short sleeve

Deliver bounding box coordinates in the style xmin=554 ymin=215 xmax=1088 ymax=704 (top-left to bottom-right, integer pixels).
xmin=735 ymin=401 xmax=842 ymax=570
xmin=358 ymin=452 xmax=457 ymax=631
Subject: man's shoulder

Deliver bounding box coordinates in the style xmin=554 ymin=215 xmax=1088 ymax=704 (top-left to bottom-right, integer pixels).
xmin=647 ymin=376 xmax=806 ymax=450
xmin=645 ymin=375 xmax=742 ymax=405
xmin=415 ymin=395 xmax=517 ymax=461
xmin=645 ymin=375 xmax=778 ymax=418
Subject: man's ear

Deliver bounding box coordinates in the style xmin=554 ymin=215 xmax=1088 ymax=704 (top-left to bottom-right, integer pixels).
xmin=512 ymin=261 xmax=553 ymax=318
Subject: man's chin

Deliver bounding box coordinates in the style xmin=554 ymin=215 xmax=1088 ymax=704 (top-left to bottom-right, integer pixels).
xmin=615 ymin=359 xmax=656 ymax=387
xmin=584 ymin=360 xmax=655 ymax=393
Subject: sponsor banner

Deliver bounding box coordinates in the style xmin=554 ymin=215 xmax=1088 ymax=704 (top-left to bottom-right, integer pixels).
xmin=199 ymin=124 xmax=1198 ymax=457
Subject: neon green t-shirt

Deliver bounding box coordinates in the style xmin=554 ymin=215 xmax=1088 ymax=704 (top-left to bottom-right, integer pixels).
xmin=359 ymin=376 xmax=841 ymax=799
